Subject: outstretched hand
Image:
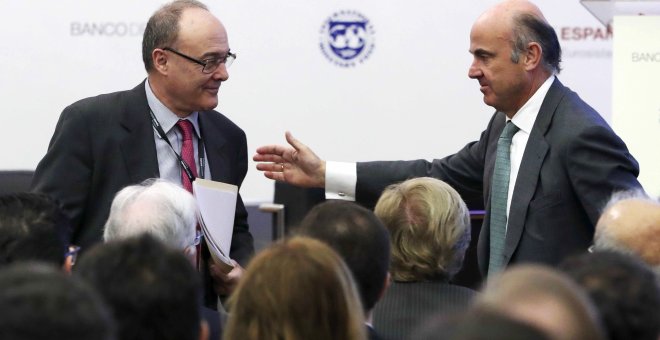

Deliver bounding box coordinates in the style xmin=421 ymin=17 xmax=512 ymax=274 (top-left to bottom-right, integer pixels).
xmin=253 ymin=131 xmax=326 ymax=188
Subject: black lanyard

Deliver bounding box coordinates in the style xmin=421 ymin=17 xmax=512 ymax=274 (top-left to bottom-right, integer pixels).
xmin=149 ymin=110 xmax=206 ymax=183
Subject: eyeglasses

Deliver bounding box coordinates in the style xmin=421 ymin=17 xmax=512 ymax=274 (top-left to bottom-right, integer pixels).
xmin=65 ymin=245 xmax=81 ymax=266
xmin=163 ymin=47 xmax=236 ymax=74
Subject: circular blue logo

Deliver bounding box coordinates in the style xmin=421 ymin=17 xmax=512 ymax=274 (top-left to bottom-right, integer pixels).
xmin=319 ymin=10 xmax=375 ymax=67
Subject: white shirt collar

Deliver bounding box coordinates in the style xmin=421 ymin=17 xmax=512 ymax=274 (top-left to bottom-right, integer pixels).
xmin=509 ymin=75 xmax=555 ymax=133
xmin=145 ymin=79 xmax=201 ymax=138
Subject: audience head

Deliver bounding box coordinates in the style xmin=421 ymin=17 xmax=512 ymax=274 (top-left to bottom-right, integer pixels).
xmin=594 ymin=190 xmax=660 ymax=272
xmin=560 ymin=251 xmax=660 ymax=340
xmin=104 ymin=179 xmax=197 ymax=256
xmin=0 ymin=193 xmax=72 ymax=268
xmin=225 ymin=236 xmax=366 ymax=340
xmin=374 ymin=177 xmax=471 ymax=282
xmin=412 ymin=307 xmax=551 ymax=340
xmin=477 ymin=265 xmax=604 ymax=340
xmin=0 ymin=263 xmax=115 ymax=340
xmin=75 ymin=235 xmax=206 ymax=340
xmin=296 ymin=200 xmax=390 ymax=313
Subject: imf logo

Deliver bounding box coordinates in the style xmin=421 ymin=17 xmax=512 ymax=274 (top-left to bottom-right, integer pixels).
xmin=319 ymin=10 xmax=375 ymax=67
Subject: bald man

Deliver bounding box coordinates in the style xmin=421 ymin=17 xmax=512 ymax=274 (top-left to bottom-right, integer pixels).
xmin=594 ymin=191 xmax=660 ymax=271
xmin=254 ymin=0 xmax=641 ymax=277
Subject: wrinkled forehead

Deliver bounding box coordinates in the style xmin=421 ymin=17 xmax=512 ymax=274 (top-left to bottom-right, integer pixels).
xmin=469 ymin=13 xmax=514 ymax=50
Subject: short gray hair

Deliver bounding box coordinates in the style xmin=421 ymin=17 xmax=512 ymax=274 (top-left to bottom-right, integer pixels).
xmin=103 ymin=179 xmax=197 ymax=250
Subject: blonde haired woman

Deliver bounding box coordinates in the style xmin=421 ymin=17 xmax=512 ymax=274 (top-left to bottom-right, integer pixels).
xmin=224 ymin=236 xmax=366 ymax=340
xmin=373 ymin=177 xmax=476 ymax=339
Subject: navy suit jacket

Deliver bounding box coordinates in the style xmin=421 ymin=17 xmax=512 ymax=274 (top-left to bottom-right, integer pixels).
xmin=356 ymin=79 xmax=641 ymax=273
xmin=31 ymin=81 xmax=254 ymax=264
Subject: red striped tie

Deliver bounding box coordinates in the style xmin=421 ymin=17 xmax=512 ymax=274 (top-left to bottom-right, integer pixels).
xmin=176 ymin=119 xmax=202 ymax=269
xmin=176 ymin=119 xmax=198 ymax=193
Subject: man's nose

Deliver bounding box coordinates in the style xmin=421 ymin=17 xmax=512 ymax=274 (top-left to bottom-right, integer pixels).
xmin=213 ymin=63 xmax=229 ymax=81
xmin=468 ymin=62 xmax=482 ymax=79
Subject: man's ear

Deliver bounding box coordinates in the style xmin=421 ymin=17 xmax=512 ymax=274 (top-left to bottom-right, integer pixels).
xmin=523 ymin=42 xmax=543 ymax=71
xmin=152 ymin=49 xmax=169 ymax=74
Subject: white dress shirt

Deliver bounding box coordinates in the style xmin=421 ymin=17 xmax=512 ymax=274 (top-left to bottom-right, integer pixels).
xmin=145 ymin=79 xmax=210 ymax=185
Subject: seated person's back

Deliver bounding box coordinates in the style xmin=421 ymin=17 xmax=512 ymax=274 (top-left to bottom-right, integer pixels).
xmin=372 ymin=177 xmax=476 ymax=340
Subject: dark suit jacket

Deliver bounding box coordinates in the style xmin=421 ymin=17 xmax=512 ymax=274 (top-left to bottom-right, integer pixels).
xmin=367 ymin=324 xmax=384 ymax=340
xmin=202 ymin=306 xmax=223 ymax=340
xmin=31 ymin=81 xmax=254 ymax=264
xmin=373 ymin=281 xmax=475 ymax=340
xmin=356 ymin=79 xmax=641 ymax=273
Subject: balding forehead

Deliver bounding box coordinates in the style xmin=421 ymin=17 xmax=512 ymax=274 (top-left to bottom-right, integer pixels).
xmin=484 ymin=0 xmax=547 ymax=23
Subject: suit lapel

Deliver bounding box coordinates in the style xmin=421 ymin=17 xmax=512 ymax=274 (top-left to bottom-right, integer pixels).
xmin=199 ymin=112 xmax=229 ymax=181
xmin=118 ymin=81 xmax=160 ymax=183
xmin=503 ymin=79 xmax=564 ymax=263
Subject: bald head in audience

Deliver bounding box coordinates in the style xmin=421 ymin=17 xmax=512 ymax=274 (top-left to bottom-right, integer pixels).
xmin=594 ymin=191 xmax=660 ymax=271
xmin=477 ymin=265 xmax=604 ymax=340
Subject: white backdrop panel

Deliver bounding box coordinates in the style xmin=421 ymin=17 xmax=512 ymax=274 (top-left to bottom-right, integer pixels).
xmin=0 ymin=1 xmax=616 ymax=202
xmin=612 ymin=16 xmax=660 ymax=197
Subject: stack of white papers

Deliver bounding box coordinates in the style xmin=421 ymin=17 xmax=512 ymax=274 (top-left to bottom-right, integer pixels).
xmin=193 ymin=178 xmax=237 ymax=272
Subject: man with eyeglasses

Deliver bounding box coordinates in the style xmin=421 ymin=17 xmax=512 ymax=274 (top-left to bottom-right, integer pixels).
xmin=31 ymin=0 xmax=253 ymax=307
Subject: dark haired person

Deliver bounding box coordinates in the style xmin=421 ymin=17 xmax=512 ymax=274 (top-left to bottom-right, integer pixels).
xmin=75 ymin=235 xmax=207 ymax=340
xmin=296 ymin=200 xmax=391 ymax=340
xmin=0 ymin=263 xmax=115 ymax=340
xmin=560 ymin=251 xmax=660 ymax=340
xmin=0 ymin=193 xmax=75 ymax=271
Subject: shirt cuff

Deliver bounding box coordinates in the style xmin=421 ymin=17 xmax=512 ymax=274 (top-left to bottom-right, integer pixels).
xmin=325 ymin=161 xmax=357 ymax=201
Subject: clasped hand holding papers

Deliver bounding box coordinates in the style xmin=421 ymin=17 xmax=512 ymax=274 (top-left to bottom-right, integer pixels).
xmin=193 ymin=178 xmax=238 ymax=274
